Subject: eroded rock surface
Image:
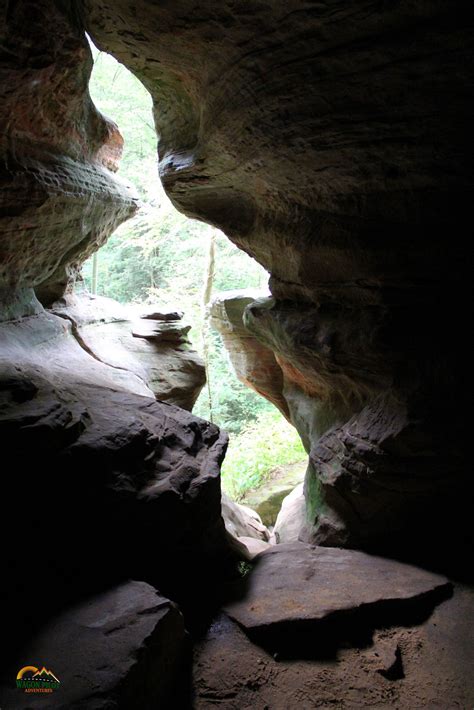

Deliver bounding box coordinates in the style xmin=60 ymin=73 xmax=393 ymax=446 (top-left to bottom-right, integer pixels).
xmin=273 ymin=482 xmax=306 ymax=544
xmin=210 ymin=291 xmax=349 ymax=453
xmin=224 ymin=543 xmax=450 ymax=649
xmin=82 ymin=0 xmax=473 ymax=558
xmin=221 ymin=492 xmax=270 ymax=543
xmin=300 ymin=392 xmax=469 ymax=552
xmin=0 ymin=581 xmax=189 ymax=710
xmin=0 ymin=310 xmax=232 ymax=653
xmin=53 ymin=293 xmax=206 ymax=410
xmin=209 ymin=290 xmax=289 ymax=419
xmin=0 ymin=0 xmax=472 ymax=565
xmin=0 ymin=0 xmax=139 ymax=312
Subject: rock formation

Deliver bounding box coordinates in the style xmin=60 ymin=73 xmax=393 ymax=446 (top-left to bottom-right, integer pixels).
xmin=224 ymin=543 xmax=451 ymax=647
xmin=53 ymin=293 xmax=206 ymax=410
xmin=81 ymin=0 xmax=473 ymax=560
xmin=0 ymin=0 xmax=233 ymax=658
xmin=0 ymin=0 xmax=471 ymax=567
xmin=0 ymin=306 xmax=233 ymax=653
xmin=0 ymin=582 xmax=189 ymax=709
xmin=194 ymin=585 xmax=474 ymax=708
xmin=0 ymin=0 xmax=139 ymax=315
xmin=210 ymin=291 xmax=346 ymax=452
xmin=221 ymin=492 xmax=270 ymax=543
xmin=209 ymin=290 xmax=289 ymax=419
xmin=1 ymin=1 xmax=473 ymax=705
xmin=274 ymin=482 xmax=306 ymax=544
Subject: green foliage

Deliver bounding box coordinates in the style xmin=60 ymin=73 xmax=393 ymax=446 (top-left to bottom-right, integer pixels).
xmin=83 ymin=41 xmax=307 ymax=497
xmin=87 ymin=45 xmax=157 ymax=201
xmin=221 ymin=410 xmax=306 ymax=500
xmin=238 ymin=561 xmax=253 ymax=578
xmin=193 ymin=329 xmax=274 ymax=434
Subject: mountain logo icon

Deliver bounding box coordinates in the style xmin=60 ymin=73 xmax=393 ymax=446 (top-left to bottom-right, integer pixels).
xmin=16 ymin=665 xmax=61 ymax=693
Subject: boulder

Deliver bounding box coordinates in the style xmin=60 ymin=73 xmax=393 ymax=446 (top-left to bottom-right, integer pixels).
xmin=242 ymin=461 xmax=306 ymax=526
xmin=0 ymin=581 xmax=189 ymax=709
xmin=221 ymin=493 xmax=270 ymax=542
xmin=0 ymin=310 xmax=232 ymax=650
xmin=224 ymin=543 xmax=451 ymax=651
xmin=273 ymin=483 xmax=306 ymax=544
xmin=52 ymin=293 xmax=206 ymax=410
xmin=237 ymin=536 xmax=273 ymax=561
xmin=194 ymin=586 xmax=474 ymax=708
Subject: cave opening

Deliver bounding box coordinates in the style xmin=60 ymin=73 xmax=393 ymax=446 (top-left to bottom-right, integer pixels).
xmin=82 ymin=39 xmax=308 ymax=540
xmin=1 ymin=3 xmax=472 ymax=706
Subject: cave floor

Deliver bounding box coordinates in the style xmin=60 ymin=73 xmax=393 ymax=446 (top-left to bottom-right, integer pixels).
xmin=192 ymin=567 xmax=474 ymax=709
xmin=2 ymin=545 xmax=473 ymax=709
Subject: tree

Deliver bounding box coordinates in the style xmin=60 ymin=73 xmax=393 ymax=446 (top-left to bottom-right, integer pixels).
xmin=201 ymin=230 xmax=216 ymax=421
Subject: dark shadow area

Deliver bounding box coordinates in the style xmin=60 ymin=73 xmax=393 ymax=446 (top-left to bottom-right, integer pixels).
xmin=223 ymin=580 xmax=453 ymax=662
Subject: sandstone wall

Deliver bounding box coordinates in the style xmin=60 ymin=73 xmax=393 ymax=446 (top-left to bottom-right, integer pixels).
xmin=0 ymin=0 xmax=138 ymax=314
xmin=83 ymin=0 xmax=473 ymax=561
xmin=0 ymin=1 xmax=232 ymax=642
xmin=0 ymin=0 xmax=472 ymax=576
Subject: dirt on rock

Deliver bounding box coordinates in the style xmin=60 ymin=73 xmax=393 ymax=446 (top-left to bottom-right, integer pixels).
xmin=193 ymin=586 xmax=474 ymax=709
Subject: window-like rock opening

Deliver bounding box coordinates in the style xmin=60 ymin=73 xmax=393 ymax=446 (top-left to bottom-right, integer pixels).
xmin=82 ymin=40 xmax=308 ymax=543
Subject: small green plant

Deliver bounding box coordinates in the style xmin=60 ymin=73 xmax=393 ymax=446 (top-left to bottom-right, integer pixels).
xmin=238 ymin=561 xmax=253 ymax=578
xmin=221 ymin=410 xmax=306 ymax=500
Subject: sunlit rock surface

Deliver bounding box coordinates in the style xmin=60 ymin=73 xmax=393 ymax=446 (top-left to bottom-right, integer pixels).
xmin=273 ymin=482 xmax=306 ymax=544
xmin=221 ymin=492 xmax=270 ymax=543
xmin=209 ymin=290 xmax=289 ymax=419
xmin=52 ymin=293 xmax=206 ymax=410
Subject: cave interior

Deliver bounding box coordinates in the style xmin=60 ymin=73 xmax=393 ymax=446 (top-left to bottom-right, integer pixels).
xmin=0 ymin=1 xmax=473 ymax=708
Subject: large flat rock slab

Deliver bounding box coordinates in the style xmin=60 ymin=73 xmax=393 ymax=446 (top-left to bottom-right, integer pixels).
xmin=0 ymin=581 xmax=188 ymax=709
xmin=224 ymin=543 xmax=450 ymax=645
xmin=194 ymin=585 xmax=474 ymax=709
